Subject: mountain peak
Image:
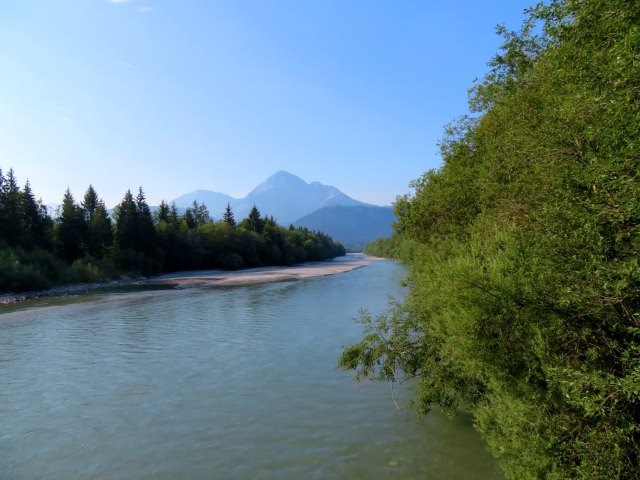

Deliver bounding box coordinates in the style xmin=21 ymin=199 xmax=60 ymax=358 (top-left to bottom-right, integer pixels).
xmin=250 ymin=171 xmax=307 ymax=195
xmin=172 ymin=170 xmax=368 ymax=225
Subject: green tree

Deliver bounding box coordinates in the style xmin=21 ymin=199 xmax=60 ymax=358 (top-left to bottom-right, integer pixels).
xmin=20 ymin=180 xmax=50 ymax=250
xmin=55 ymin=188 xmax=86 ymax=262
xmin=223 ymin=202 xmax=236 ymax=226
xmin=81 ymin=184 xmax=99 ymax=221
xmin=156 ymin=200 xmax=170 ymax=224
xmin=0 ymin=168 xmax=23 ymax=247
xmin=113 ymin=187 xmax=157 ymax=272
xmin=113 ymin=189 xmax=138 ymax=252
xmin=340 ymin=2 xmax=640 ymax=478
xmin=246 ymin=205 xmax=264 ymax=233
xmin=135 ymin=187 xmax=156 ymax=255
xmin=81 ymin=186 xmax=112 ymax=258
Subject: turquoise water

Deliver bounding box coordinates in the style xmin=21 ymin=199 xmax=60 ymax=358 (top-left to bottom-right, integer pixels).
xmin=0 ymin=259 xmax=502 ymax=479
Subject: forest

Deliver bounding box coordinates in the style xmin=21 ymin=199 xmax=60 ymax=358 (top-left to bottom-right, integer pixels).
xmin=343 ymin=1 xmax=639 ymax=478
xmin=0 ymin=169 xmax=345 ymax=293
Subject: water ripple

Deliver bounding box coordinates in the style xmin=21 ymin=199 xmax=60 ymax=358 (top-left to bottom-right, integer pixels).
xmin=0 ymin=261 xmax=501 ymax=479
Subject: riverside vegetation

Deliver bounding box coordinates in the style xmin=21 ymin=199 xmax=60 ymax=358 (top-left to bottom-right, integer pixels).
xmin=0 ymin=174 xmax=345 ymax=293
xmin=343 ymin=1 xmax=639 ymax=478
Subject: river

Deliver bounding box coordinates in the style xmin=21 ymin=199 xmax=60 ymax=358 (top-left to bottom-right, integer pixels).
xmin=0 ymin=258 xmax=502 ymax=479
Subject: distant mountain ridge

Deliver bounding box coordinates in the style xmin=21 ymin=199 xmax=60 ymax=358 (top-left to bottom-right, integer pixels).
xmin=172 ymin=170 xmax=369 ymax=225
xmin=293 ymin=205 xmax=396 ymax=252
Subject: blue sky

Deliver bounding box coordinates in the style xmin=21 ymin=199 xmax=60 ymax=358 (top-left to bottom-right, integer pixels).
xmin=0 ymin=0 xmax=533 ymax=208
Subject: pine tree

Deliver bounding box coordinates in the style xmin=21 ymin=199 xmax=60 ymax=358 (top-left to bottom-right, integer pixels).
xmin=135 ymin=187 xmax=156 ymax=254
xmin=184 ymin=200 xmax=209 ymax=228
xmin=169 ymin=202 xmax=179 ymax=227
xmin=89 ymin=201 xmax=113 ymax=258
xmin=247 ymin=205 xmax=264 ymax=233
xmin=55 ymin=188 xmax=86 ymax=262
xmin=0 ymin=168 xmax=22 ymax=247
xmin=20 ymin=180 xmax=48 ymax=249
xmin=156 ymin=200 xmax=170 ymax=223
xmin=114 ymin=189 xmax=138 ymax=251
xmin=81 ymin=185 xmax=112 ymax=258
xmin=81 ymin=185 xmax=99 ymax=222
xmin=223 ymin=202 xmax=236 ymax=227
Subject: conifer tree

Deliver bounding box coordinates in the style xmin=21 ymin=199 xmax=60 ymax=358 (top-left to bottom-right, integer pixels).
xmin=135 ymin=187 xmax=155 ymax=254
xmin=247 ymin=205 xmax=264 ymax=233
xmin=223 ymin=202 xmax=236 ymax=227
xmin=0 ymin=168 xmax=22 ymax=247
xmin=81 ymin=185 xmax=112 ymax=258
xmin=55 ymin=188 xmax=85 ymax=262
xmin=81 ymin=185 xmax=99 ymax=222
xmin=114 ymin=189 xmax=138 ymax=252
xmin=168 ymin=202 xmax=179 ymax=227
xmin=20 ymin=180 xmax=48 ymax=249
xmin=156 ymin=200 xmax=170 ymax=224
xmin=184 ymin=200 xmax=209 ymax=228
xmin=89 ymin=201 xmax=113 ymax=258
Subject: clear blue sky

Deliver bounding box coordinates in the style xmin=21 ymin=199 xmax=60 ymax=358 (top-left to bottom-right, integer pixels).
xmin=0 ymin=0 xmax=533 ymax=208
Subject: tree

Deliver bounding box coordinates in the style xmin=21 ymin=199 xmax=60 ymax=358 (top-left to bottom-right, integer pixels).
xmin=113 ymin=189 xmax=138 ymax=252
xmin=183 ymin=200 xmax=209 ymax=229
xmin=55 ymin=188 xmax=85 ymax=262
xmin=156 ymin=200 xmax=170 ymax=224
xmin=20 ymin=180 xmax=49 ymax=249
xmin=0 ymin=168 xmax=22 ymax=247
xmin=81 ymin=184 xmax=99 ymax=222
xmin=89 ymin=201 xmax=113 ymax=258
xmin=168 ymin=202 xmax=179 ymax=227
xmin=135 ymin=187 xmax=156 ymax=254
xmin=340 ymin=1 xmax=640 ymax=478
xmin=247 ymin=205 xmax=264 ymax=233
xmin=223 ymin=202 xmax=236 ymax=226
xmin=80 ymin=185 xmax=113 ymax=258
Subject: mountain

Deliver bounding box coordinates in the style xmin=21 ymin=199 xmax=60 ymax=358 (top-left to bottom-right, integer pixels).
xmin=172 ymin=171 xmax=368 ymax=225
xmin=293 ymin=205 xmax=396 ymax=252
xmin=172 ymin=190 xmax=237 ymax=219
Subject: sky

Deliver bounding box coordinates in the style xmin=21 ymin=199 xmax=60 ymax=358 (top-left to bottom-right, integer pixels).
xmin=0 ymin=0 xmax=533 ymax=208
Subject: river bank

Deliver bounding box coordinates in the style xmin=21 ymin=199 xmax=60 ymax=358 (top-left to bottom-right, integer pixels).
xmin=0 ymin=256 xmax=369 ymax=306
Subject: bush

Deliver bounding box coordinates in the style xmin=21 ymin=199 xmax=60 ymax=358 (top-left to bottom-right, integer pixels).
xmin=0 ymin=248 xmax=58 ymax=292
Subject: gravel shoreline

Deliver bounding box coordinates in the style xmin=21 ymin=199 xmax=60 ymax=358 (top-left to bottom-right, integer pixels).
xmin=0 ymin=277 xmax=148 ymax=305
xmin=0 ymin=258 xmax=369 ymax=306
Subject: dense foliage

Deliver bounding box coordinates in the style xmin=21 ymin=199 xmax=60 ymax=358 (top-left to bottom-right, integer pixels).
xmin=363 ymin=235 xmax=417 ymax=262
xmin=341 ymin=1 xmax=640 ymax=478
xmin=0 ymin=171 xmax=345 ymax=293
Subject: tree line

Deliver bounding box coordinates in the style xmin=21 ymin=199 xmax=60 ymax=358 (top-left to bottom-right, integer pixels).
xmin=343 ymin=1 xmax=639 ymax=478
xmin=0 ymin=169 xmax=345 ymax=292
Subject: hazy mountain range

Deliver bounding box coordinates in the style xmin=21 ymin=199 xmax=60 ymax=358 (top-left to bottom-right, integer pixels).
xmin=172 ymin=171 xmax=395 ymax=250
xmin=293 ymin=205 xmax=395 ymax=251
xmin=172 ymin=171 xmax=366 ymax=225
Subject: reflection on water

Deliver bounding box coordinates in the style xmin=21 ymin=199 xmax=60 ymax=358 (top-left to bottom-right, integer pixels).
xmin=0 ymin=260 xmax=502 ymax=479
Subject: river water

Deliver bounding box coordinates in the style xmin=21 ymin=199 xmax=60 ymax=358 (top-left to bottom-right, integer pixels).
xmin=0 ymin=259 xmax=502 ymax=479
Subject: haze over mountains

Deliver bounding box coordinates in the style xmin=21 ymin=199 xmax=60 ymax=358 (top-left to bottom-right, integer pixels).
xmin=173 ymin=171 xmax=365 ymax=225
xmin=172 ymin=171 xmax=395 ymax=250
xmin=293 ymin=205 xmax=395 ymax=251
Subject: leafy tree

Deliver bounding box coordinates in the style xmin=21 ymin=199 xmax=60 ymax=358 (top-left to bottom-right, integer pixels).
xmin=340 ymin=2 xmax=640 ymax=478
